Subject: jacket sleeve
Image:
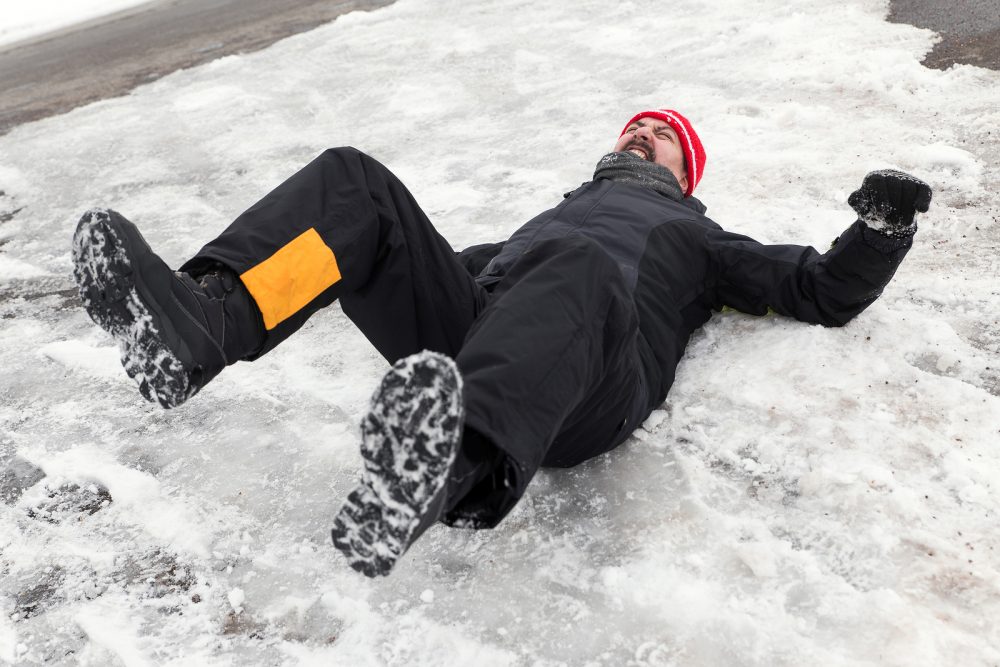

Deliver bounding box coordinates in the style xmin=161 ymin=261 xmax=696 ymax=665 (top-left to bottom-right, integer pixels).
xmin=708 ymin=219 xmax=913 ymax=327
xmin=455 ymin=241 xmax=506 ymax=277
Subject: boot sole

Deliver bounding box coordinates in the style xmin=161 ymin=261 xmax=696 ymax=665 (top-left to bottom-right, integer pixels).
xmin=331 ymin=351 xmax=463 ymax=577
xmin=71 ymin=209 xmax=193 ymax=408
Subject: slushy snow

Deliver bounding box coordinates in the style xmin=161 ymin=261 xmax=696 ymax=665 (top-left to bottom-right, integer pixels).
xmin=1 ymin=0 xmax=999 ymax=664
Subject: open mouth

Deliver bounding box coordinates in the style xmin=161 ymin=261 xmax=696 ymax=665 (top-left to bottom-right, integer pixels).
xmin=624 ymin=143 xmax=653 ymax=161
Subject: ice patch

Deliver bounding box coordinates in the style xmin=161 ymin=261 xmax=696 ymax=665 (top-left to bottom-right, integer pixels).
xmin=227 ymin=587 xmax=246 ymax=611
xmin=20 ymin=444 xmax=215 ymax=556
xmin=74 ymin=602 xmax=156 ymax=667
xmin=38 ymin=340 xmax=123 ymax=380
xmin=0 ymin=614 xmax=18 ymax=664
xmin=0 ymin=255 xmax=47 ymax=280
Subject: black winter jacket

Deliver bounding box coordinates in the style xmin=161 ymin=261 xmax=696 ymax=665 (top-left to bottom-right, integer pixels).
xmin=458 ymin=178 xmax=912 ymax=410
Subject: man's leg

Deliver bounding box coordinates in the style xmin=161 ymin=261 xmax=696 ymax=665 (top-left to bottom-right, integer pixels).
xmin=322 ymin=232 xmax=648 ymax=533
xmin=328 ymin=235 xmax=647 ymax=575
xmin=443 ymin=236 xmax=649 ymax=529
xmin=184 ymin=147 xmax=485 ymax=363
xmin=73 ymin=147 xmax=485 ymax=408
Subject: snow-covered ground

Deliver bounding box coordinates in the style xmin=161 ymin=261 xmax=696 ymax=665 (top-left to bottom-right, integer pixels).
xmin=1 ymin=0 xmax=999 ymax=664
xmin=0 ymin=0 xmax=154 ymax=48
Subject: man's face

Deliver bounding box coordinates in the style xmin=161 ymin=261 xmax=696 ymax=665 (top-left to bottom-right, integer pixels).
xmin=613 ymin=117 xmax=689 ymax=193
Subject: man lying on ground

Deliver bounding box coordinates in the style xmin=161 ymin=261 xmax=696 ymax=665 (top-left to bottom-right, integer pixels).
xmin=71 ymin=108 xmax=931 ymax=577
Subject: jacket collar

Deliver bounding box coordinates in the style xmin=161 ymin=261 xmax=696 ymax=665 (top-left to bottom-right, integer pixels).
xmin=593 ymin=151 xmax=685 ymax=202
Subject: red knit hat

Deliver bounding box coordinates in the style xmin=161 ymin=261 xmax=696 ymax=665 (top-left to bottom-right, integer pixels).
xmin=619 ymin=109 xmax=706 ymax=197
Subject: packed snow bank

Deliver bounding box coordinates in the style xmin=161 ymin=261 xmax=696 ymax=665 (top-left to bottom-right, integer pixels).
xmin=0 ymin=0 xmax=154 ymax=48
xmin=1 ymin=0 xmax=999 ymax=664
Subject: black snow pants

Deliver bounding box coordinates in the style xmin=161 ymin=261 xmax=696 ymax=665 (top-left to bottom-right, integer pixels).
xmin=183 ymin=148 xmax=650 ymax=527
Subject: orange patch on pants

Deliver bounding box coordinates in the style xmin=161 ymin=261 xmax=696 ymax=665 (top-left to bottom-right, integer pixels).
xmin=239 ymin=228 xmax=342 ymax=330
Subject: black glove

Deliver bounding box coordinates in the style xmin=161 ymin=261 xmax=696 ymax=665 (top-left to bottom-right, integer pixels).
xmin=848 ymin=169 xmax=932 ymax=237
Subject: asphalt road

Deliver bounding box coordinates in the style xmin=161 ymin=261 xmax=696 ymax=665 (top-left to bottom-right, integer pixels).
xmin=0 ymin=0 xmax=394 ymax=136
xmin=0 ymin=0 xmax=996 ymax=137
xmin=888 ymin=0 xmax=1000 ymax=70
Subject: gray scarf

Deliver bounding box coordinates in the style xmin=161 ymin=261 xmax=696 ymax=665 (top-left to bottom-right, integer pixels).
xmin=593 ymin=151 xmax=684 ymax=202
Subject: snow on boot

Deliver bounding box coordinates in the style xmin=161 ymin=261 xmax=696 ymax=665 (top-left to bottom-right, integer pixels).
xmin=331 ymin=351 xmax=464 ymax=577
xmin=71 ymin=209 xmax=263 ymax=408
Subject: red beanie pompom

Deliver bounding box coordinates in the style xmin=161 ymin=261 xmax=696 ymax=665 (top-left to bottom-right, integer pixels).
xmin=619 ymin=109 xmax=706 ymax=197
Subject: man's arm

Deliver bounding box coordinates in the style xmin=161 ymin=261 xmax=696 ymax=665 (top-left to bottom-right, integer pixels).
xmin=709 ymin=170 xmax=932 ymax=327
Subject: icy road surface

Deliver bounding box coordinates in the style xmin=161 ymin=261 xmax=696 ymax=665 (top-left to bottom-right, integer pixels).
xmin=1 ymin=0 xmax=999 ymax=664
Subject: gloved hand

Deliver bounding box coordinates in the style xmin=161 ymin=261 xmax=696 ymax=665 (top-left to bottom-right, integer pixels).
xmin=848 ymin=169 xmax=932 ymax=237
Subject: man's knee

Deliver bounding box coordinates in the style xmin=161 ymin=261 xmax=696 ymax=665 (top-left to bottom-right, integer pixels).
xmin=315 ymin=146 xmax=399 ymax=191
xmin=315 ymin=146 xmax=365 ymax=170
xmin=319 ymin=146 xmax=361 ymax=159
xmin=318 ymin=146 xmax=390 ymax=170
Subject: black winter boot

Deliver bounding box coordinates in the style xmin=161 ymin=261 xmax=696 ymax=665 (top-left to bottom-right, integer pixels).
xmin=331 ymin=351 xmax=464 ymax=577
xmin=71 ymin=209 xmax=264 ymax=408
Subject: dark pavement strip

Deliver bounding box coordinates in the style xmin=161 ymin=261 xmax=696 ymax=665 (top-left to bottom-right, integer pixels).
xmin=0 ymin=0 xmax=394 ymax=136
xmin=889 ymin=0 xmax=1000 ymax=70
